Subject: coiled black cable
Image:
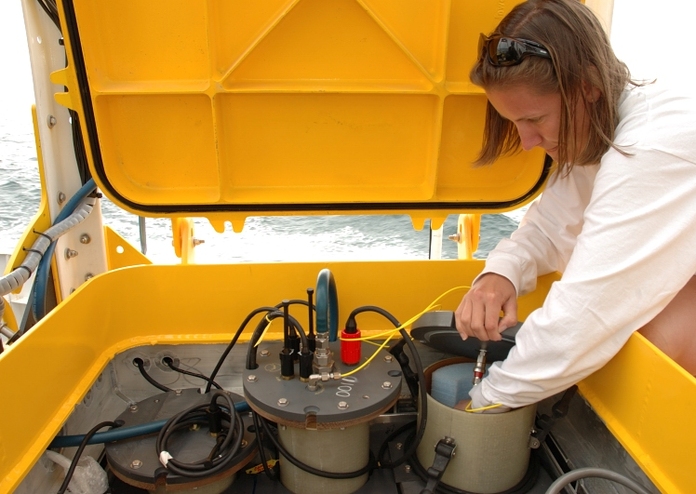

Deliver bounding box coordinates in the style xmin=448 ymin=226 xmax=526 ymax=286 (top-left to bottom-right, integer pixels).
xmin=155 ymin=391 xmax=244 ymax=478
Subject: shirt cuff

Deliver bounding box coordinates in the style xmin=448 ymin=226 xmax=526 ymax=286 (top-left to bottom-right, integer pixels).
xmin=473 ymin=258 xmax=523 ymax=296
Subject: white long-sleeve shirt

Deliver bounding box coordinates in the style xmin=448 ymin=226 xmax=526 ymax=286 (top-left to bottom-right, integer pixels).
xmin=470 ymin=82 xmax=696 ymax=409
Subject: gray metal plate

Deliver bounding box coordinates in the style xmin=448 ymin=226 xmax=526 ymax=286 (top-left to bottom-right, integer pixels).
xmin=105 ymin=389 xmax=256 ymax=488
xmin=244 ymin=342 xmax=402 ymax=426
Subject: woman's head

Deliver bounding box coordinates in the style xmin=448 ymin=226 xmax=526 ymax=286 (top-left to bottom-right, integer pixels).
xmin=471 ymin=0 xmax=632 ymax=172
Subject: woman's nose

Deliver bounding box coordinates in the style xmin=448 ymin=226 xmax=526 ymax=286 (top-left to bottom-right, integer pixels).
xmin=516 ymin=124 xmax=542 ymax=151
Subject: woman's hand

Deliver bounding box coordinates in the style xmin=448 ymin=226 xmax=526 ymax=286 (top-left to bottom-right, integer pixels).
xmin=455 ymin=273 xmax=518 ymax=341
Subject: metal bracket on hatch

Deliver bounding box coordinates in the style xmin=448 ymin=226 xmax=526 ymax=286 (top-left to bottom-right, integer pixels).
xmin=171 ymin=218 xmax=204 ymax=264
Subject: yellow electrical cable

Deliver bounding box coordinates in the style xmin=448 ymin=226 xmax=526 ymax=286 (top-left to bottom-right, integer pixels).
xmin=340 ymin=285 xmax=471 ymax=376
xmin=464 ymin=401 xmax=504 ymax=413
xmin=363 ymin=339 xmax=383 ymax=348
xmin=338 ymin=285 xmax=470 ymax=343
xmin=256 ymin=286 xmax=472 ymax=373
xmin=340 ymin=333 xmax=395 ymax=377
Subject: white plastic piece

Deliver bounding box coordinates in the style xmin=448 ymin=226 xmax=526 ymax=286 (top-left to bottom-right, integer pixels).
xmin=43 ymin=450 xmax=108 ymax=494
xmin=159 ymin=450 xmax=174 ymax=468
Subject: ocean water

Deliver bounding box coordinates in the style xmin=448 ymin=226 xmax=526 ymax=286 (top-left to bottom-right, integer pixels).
xmin=0 ymin=113 xmax=522 ymax=264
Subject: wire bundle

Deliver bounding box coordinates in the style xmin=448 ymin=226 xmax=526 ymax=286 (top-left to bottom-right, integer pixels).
xmin=155 ymin=391 xmax=244 ymax=478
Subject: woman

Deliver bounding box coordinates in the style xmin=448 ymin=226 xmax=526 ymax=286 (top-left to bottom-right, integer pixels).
xmin=455 ymin=0 xmax=696 ymax=411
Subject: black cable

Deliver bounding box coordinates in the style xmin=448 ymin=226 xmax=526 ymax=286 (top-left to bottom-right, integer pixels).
xmin=162 ymin=357 xmax=222 ymax=390
xmin=69 ymin=110 xmax=92 ymax=184
xmin=245 ymin=310 xmax=278 ymax=371
xmin=257 ymin=413 xmax=374 ymax=479
xmin=133 ymin=357 xmax=172 ymax=392
xmin=385 ymin=328 xmax=427 ymax=469
xmin=56 ymin=421 xmax=120 ymax=494
xmin=347 ymin=305 xmax=401 ymax=327
xmin=345 ymin=306 xmax=428 ymax=469
xmin=33 ymin=0 xmax=92 ymax=185
xmin=252 ymin=410 xmax=279 ymax=481
xmin=270 ymin=311 xmax=308 ymax=348
xmin=207 ymin=306 xmax=278 ymax=392
xmin=245 ymin=309 xmax=308 ymax=371
xmin=35 ymin=0 xmax=60 ymax=29
xmin=156 ymin=391 xmax=244 ymax=478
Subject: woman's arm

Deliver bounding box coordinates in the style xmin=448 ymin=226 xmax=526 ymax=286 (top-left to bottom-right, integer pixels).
xmin=471 ymin=146 xmax=696 ymax=409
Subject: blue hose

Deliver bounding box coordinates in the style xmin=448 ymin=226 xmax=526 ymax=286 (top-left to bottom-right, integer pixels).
xmin=315 ymin=269 xmax=339 ymax=341
xmin=32 ymin=178 xmax=97 ymax=321
xmin=48 ymin=400 xmax=250 ymax=449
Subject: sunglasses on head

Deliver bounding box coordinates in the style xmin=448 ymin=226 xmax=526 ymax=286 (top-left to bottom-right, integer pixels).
xmin=479 ymin=34 xmax=551 ymax=66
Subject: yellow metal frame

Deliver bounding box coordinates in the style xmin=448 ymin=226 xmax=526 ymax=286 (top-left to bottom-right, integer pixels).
xmin=1 ymin=260 xmax=693 ymax=493
xmin=579 ymin=334 xmax=696 ymax=493
xmin=6 ymin=1 xmax=692 ymax=493
xmin=103 ymin=226 xmax=151 ymax=270
xmin=0 ymin=260 xmax=554 ymax=492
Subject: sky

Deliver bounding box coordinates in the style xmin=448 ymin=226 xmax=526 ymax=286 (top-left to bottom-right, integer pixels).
xmin=0 ymin=1 xmax=34 ymax=127
xmin=0 ymin=1 xmax=690 ymax=128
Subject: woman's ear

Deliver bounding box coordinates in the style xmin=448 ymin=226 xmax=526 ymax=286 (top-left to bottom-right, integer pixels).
xmin=582 ymin=67 xmax=602 ymax=102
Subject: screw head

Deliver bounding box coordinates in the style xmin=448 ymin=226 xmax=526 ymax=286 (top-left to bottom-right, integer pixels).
xmin=79 ymin=234 xmax=91 ymax=244
xmin=278 ymin=398 xmax=289 ymax=407
xmin=130 ymin=460 xmax=142 ymax=469
xmin=247 ymin=375 xmax=258 ymax=382
xmin=384 ymin=355 xmax=393 ymax=363
xmin=260 ymin=349 xmax=270 ymax=357
xmin=337 ymin=401 xmax=349 ymax=410
xmin=382 ymin=381 xmax=393 ymax=389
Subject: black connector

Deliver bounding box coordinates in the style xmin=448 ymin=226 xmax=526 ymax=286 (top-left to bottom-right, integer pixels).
xmin=307 ymin=288 xmax=316 ymax=352
xmin=299 ymin=350 xmax=313 ymax=381
xmin=207 ymin=401 xmax=223 ymax=435
xmin=288 ymin=332 xmax=300 ymax=360
xmin=279 ymin=349 xmax=295 ymax=379
xmin=282 ymin=300 xmax=301 ymax=360
xmin=344 ymin=316 xmax=358 ymax=334
xmin=388 ymin=340 xmax=419 ymax=401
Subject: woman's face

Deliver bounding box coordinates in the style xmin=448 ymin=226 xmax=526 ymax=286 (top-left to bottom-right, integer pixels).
xmin=486 ymin=84 xmax=591 ymax=163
